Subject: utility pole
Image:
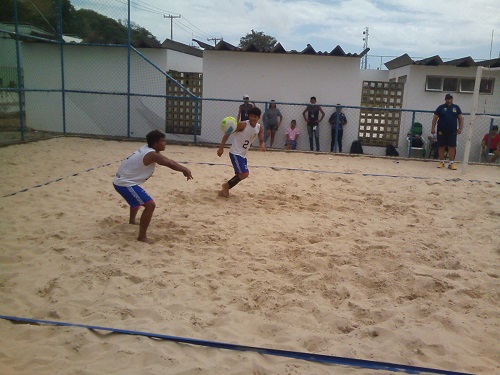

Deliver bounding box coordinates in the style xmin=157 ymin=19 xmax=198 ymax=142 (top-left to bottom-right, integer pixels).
xmin=362 ymin=27 xmax=369 ymax=69
xmin=164 ymin=14 xmax=181 ymax=40
xmin=489 ymin=29 xmax=494 ymax=59
xmin=207 ymin=37 xmax=222 ymax=46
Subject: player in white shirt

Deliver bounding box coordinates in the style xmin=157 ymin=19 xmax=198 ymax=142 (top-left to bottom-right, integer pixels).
xmin=217 ymin=107 xmax=265 ymax=197
xmin=113 ymin=130 xmax=193 ymax=243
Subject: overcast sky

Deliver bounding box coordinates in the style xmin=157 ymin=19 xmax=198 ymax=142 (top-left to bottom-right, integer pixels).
xmin=73 ymin=0 xmax=500 ymax=69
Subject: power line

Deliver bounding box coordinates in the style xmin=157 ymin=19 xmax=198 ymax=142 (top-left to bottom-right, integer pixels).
xmin=179 ymin=16 xmax=214 ymax=38
xmin=130 ymin=0 xmax=216 ymax=40
xmin=176 ymin=19 xmax=213 ymax=40
xmin=95 ymin=0 xmax=217 ymax=43
xmin=133 ymin=0 xmax=179 ymax=15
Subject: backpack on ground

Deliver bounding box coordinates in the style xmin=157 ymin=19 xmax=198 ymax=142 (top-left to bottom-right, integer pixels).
xmin=386 ymin=144 xmax=399 ymax=157
xmin=350 ymin=140 xmax=364 ymax=154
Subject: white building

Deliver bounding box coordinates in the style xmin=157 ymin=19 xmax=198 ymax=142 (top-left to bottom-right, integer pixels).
xmin=196 ymin=40 xmax=500 ymax=159
xmin=385 ymin=54 xmax=500 ymax=159
xmin=196 ymin=40 xmax=377 ymax=153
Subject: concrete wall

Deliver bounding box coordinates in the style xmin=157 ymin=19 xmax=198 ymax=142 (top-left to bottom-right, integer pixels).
xmin=0 ymin=37 xmax=18 ymax=66
xmin=21 ymin=43 xmax=202 ymax=137
xmin=201 ymin=50 xmax=379 ymax=151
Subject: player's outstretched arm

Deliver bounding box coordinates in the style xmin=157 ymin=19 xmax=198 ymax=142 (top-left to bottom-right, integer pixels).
xmin=149 ymin=153 xmax=193 ymax=180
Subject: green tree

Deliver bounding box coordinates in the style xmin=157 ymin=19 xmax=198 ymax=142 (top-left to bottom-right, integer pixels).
xmin=239 ymin=30 xmax=277 ymax=50
xmin=0 ymin=0 xmax=33 ymax=25
xmin=120 ymin=20 xmax=161 ymax=48
xmin=74 ymin=8 xmax=126 ymax=44
xmin=52 ymin=0 xmax=76 ymax=35
xmin=0 ymin=0 xmax=160 ymax=47
xmin=0 ymin=0 xmax=75 ymax=35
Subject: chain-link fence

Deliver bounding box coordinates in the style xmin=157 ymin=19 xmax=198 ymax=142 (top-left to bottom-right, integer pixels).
xmin=200 ymin=102 xmax=499 ymax=163
xmin=1 ymin=0 xmax=498 ymax=164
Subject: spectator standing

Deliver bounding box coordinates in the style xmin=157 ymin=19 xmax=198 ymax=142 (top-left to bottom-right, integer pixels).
xmin=431 ymin=93 xmax=464 ymax=170
xmin=237 ymin=95 xmax=255 ymax=122
xmin=302 ymin=96 xmax=325 ymax=151
xmin=264 ymin=100 xmax=283 ymax=148
xmin=329 ymin=104 xmax=347 ymax=152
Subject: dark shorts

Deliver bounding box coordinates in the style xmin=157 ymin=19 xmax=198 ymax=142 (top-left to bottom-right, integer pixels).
xmin=113 ymin=184 xmax=153 ymax=209
xmin=266 ymin=124 xmax=278 ymax=132
xmin=229 ymin=152 xmax=249 ymax=174
xmin=436 ymin=132 xmax=457 ymax=148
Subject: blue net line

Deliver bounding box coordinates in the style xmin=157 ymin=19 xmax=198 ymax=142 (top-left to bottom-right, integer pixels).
xmin=0 ymin=315 xmax=474 ymax=375
xmin=2 ymin=159 xmax=498 ymax=198
xmin=1 ymin=160 xmax=124 ymax=198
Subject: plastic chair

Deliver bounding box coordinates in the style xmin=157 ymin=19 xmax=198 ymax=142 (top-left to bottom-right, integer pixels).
xmin=407 ymin=122 xmax=427 ymax=158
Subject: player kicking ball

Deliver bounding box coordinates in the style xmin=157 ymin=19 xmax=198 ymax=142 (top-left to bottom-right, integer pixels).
xmin=217 ymin=107 xmax=265 ymax=197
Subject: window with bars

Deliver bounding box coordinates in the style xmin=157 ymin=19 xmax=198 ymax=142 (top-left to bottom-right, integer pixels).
xmin=166 ymin=71 xmax=203 ymax=135
xmin=359 ymin=81 xmax=404 ymax=147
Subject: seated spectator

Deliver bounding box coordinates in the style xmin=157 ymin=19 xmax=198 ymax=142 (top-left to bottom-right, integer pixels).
xmin=428 ymin=135 xmax=438 ymax=159
xmin=409 ymin=133 xmax=424 ymax=148
xmin=481 ymin=125 xmax=500 ymax=163
xmin=285 ymin=120 xmax=300 ymax=150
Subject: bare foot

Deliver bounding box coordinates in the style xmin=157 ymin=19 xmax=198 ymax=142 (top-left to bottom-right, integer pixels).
xmin=219 ymin=182 xmax=229 ymax=198
xmin=137 ymin=236 xmax=154 ymax=244
xmin=129 ymin=221 xmax=139 ymax=225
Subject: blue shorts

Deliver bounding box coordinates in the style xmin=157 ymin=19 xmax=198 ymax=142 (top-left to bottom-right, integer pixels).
xmin=285 ymin=140 xmax=297 ymax=150
xmin=113 ymin=184 xmax=153 ymax=209
xmin=229 ymin=152 xmax=248 ymax=174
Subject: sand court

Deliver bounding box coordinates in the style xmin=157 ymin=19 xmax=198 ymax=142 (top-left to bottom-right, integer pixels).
xmin=0 ymin=137 xmax=499 ymax=374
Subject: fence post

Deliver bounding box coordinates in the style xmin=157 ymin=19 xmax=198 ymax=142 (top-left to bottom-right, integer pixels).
xmin=57 ymin=0 xmax=67 ymax=134
xmin=193 ymin=98 xmax=200 ymax=144
xmin=462 ymin=66 xmax=482 ymax=173
xmin=126 ymin=0 xmax=131 ymax=138
xmin=407 ymin=111 xmax=416 ymax=157
xmin=263 ymin=101 xmax=269 ymax=143
xmin=13 ymin=0 xmax=25 ymax=141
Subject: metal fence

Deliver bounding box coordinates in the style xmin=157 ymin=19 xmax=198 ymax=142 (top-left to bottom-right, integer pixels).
xmin=1 ymin=0 xmax=498 ymax=164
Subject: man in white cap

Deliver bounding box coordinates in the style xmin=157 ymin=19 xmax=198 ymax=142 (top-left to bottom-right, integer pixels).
xmin=238 ymin=95 xmax=255 ymax=122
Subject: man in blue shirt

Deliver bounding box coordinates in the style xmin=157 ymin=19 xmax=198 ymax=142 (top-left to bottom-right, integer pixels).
xmin=329 ymin=104 xmax=347 ymax=153
xmin=431 ymin=93 xmax=464 ymax=170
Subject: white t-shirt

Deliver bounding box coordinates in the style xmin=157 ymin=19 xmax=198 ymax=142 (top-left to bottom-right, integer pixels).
xmin=230 ymin=120 xmax=261 ymax=158
xmin=113 ymin=145 xmax=156 ymax=186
